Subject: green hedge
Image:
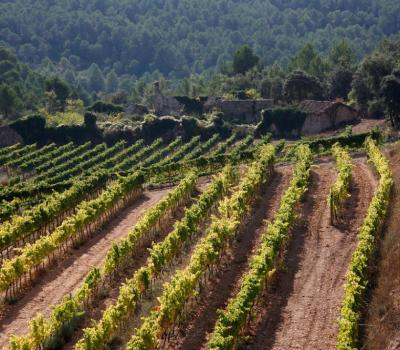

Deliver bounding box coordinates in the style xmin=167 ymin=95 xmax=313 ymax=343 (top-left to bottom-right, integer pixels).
xmin=256 ymin=107 xmax=307 ymax=137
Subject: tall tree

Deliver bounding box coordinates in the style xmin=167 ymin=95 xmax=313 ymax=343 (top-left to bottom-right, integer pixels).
xmin=328 ymin=40 xmax=357 ymax=69
xmin=106 ymin=69 xmax=119 ymax=93
xmin=283 ymin=70 xmax=324 ymax=103
xmin=45 ymin=77 xmax=71 ymax=111
xmin=87 ymin=63 xmax=105 ymax=92
xmin=381 ymin=70 xmax=400 ymax=128
xmin=289 ymin=43 xmax=329 ymax=79
xmin=329 ymin=69 xmax=354 ymax=100
xmin=0 ymin=85 xmax=20 ymax=119
xmin=232 ymin=46 xmax=260 ymax=75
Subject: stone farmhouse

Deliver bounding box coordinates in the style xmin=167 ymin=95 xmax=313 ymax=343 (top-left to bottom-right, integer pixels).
xmin=152 ymin=82 xmax=273 ymax=124
xmin=152 ymin=83 xmax=359 ymax=135
xmin=299 ymin=100 xmax=360 ymax=135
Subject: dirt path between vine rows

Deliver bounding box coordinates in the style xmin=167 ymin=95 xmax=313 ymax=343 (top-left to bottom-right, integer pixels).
xmin=246 ymin=161 xmax=377 ymax=350
xmin=63 ymin=183 xmax=209 ymax=350
xmin=0 ymin=187 xmax=173 ymax=348
xmin=166 ymin=165 xmax=293 ymax=350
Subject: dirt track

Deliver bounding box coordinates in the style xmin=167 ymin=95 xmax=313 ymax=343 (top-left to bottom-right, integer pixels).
xmin=63 ymin=187 xmax=203 ymax=349
xmin=165 ymin=166 xmax=293 ymax=350
xmin=246 ymin=161 xmax=377 ymax=350
xmin=0 ymin=188 xmax=172 ymax=348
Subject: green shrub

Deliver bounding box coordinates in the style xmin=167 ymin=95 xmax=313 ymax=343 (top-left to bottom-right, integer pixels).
xmin=256 ymin=107 xmax=307 ymax=138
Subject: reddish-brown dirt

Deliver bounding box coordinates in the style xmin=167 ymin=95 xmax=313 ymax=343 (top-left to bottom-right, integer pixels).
xmin=317 ymin=119 xmax=387 ymax=138
xmin=63 ymin=185 xmax=205 ymax=349
xmin=365 ymin=145 xmax=400 ymax=350
xmin=0 ymin=188 xmax=172 ymax=348
xmin=245 ymin=161 xmax=377 ymax=350
xmin=166 ymin=165 xmax=293 ymax=350
xmin=351 ymin=119 xmax=387 ymax=134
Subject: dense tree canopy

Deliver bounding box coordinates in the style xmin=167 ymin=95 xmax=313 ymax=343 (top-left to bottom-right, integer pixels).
xmin=0 ymin=0 xmax=399 ymax=128
xmin=233 ymin=46 xmax=260 ymax=75
xmin=381 ymin=70 xmax=400 ymax=128
xmin=0 ymin=0 xmax=399 ymax=83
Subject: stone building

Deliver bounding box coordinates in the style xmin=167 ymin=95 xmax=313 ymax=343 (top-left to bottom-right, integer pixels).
xmin=152 ymin=82 xmax=274 ymax=123
xmin=152 ymin=82 xmax=360 ymax=135
xmin=299 ymin=100 xmax=360 ymax=135
xmin=153 ymin=82 xmax=184 ymax=117
xmin=206 ymin=98 xmax=274 ymax=123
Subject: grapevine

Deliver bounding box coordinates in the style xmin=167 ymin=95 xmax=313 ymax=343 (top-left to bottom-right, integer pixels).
xmin=207 ymin=145 xmax=312 ymax=349
xmin=337 ymin=138 xmax=393 ymax=350
xmin=328 ymin=144 xmax=352 ymax=225
xmin=126 ymin=144 xmax=276 ymax=350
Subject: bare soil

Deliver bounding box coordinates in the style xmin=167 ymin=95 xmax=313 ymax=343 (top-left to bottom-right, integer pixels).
xmin=0 ymin=188 xmax=173 ymax=348
xmin=351 ymin=119 xmax=387 ymax=134
xmin=63 ymin=185 xmax=205 ymax=350
xmin=316 ymin=119 xmax=387 ymax=138
xmin=245 ymin=161 xmax=377 ymax=350
xmin=166 ymin=165 xmax=293 ymax=350
xmin=365 ymin=144 xmax=400 ymax=350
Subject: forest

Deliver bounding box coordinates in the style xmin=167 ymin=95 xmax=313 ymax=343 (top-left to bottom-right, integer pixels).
xmin=0 ymin=0 xmax=400 ymax=130
xmin=0 ymin=0 xmax=399 ymax=89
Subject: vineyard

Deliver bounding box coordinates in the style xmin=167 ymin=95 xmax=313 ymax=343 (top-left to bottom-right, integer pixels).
xmin=0 ymin=131 xmax=395 ymax=350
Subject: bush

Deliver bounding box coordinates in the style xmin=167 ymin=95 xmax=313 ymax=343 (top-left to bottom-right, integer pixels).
xmin=175 ymin=96 xmax=204 ymax=115
xmin=140 ymin=115 xmax=179 ymax=142
xmin=368 ymin=98 xmax=386 ymax=119
xmin=87 ymin=100 xmax=124 ymax=114
xmin=10 ymin=114 xmax=46 ymax=144
xmin=84 ymin=112 xmax=97 ymax=129
xmin=180 ymin=116 xmax=200 ymax=139
xmin=256 ymin=107 xmax=307 ymax=138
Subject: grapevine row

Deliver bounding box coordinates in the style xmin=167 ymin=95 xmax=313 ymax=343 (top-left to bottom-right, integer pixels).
xmin=211 ymin=132 xmax=238 ymax=156
xmin=328 ymin=144 xmax=352 ymax=225
xmin=0 ymin=144 xmax=36 ymax=166
xmin=138 ymin=137 xmax=182 ymax=168
xmin=16 ymin=142 xmax=75 ymax=172
xmin=185 ymin=134 xmax=220 ymax=160
xmin=126 ymin=144 xmax=276 ymax=350
xmin=337 ymin=138 xmax=393 ymax=350
xmin=44 ymin=140 xmax=126 ymax=184
xmin=207 ymin=145 xmax=313 ymax=349
xmin=0 ymin=140 xmax=152 ymax=219
xmin=35 ymin=143 xmax=107 ymax=182
xmin=230 ymin=135 xmax=253 ymax=158
xmin=7 ymin=143 xmax=76 ymax=185
xmin=0 ymin=195 xmax=47 ymax=223
xmin=7 ymin=172 xmax=200 ymax=350
xmin=89 ymin=140 xmax=144 ymax=173
xmin=36 ymin=142 xmax=92 ymax=173
xmin=0 ymin=143 xmax=21 ymax=157
xmin=114 ymin=138 xmax=163 ymax=172
xmin=0 ymin=141 xmax=144 ymax=254
xmin=0 ymin=172 xmax=109 ymax=260
xmin=75 ymin=166 xmax=235 ymax=350
xmin=157 ymin=136 xmax=201 ymax=166
xmin=103 ymin=170 xmax=199 ymax=275
xmin=6 ymin=143 xmax=57 ymax=169
xmin=0 ymin=171 xmax=145 ymax=298
xmin=2 ymin=141 xmax=138 ymax=201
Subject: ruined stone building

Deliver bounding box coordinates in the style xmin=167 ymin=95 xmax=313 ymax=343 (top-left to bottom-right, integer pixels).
xmin=299 ymin=100 xmax=359 ymax=135
xmin=152 ymin=82 xmax=273 ymax=123
xmin=152 ymin=82 xmax=360 ymax=136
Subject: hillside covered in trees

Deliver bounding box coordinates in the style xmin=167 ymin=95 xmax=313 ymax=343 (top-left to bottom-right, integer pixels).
xmin=1 ymin=0 xmax=399 ymax=84
xmin=1 ymin=0 xmax=400 ymax=130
